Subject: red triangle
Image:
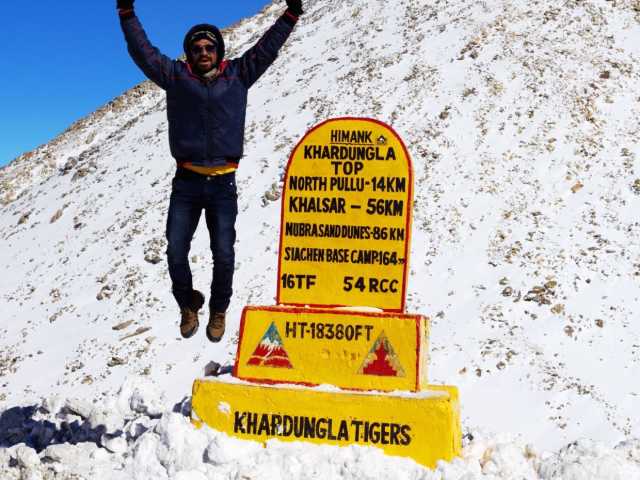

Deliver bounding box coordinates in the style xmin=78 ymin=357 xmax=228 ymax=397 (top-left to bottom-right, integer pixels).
xmin=358 ymin=332 xmax=405 ymax=377
xmin=362 ymin=341 xmax=398 ymax=376
xmin=247 ymin=322 xmax=293 ymax=369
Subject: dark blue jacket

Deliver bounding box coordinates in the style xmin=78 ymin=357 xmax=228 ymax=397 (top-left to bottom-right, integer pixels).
xmin=120 ymin=13 xmax=297 ymax=167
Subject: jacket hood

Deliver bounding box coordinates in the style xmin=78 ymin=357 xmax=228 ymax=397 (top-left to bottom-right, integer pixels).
xmin=183 ymin=24 xmax=225 ymax=66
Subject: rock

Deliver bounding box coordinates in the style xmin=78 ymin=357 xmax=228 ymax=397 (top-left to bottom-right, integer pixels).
xmin=49 ymin=289 xmax=61 ymax=302
xmin=97 ymin=285 xmax=114 ymax=301
xmin=204 ymin=361 xmax=221 ymax=377
xmin=172 ymin=397 xmax=192 ymax=417
xmin=124 ymin=416 xmax=153 ymax=440
xmin=118 ymin=377 xmax=165 ymax=417
xmin=120 ymin=327 xmax=152 ymax=341
xmin=17 ymin=212 xmax=31 ymax=225
xmin=101 ymin=434 xmax=128 ymax=454
xmin=43 ymin=443 xmax=98 ymax=464
xmin=112 ymin=320 xmax=134 ymax=331
xmin=60 ymin=157 xmax=78 ymax=175
xmin=524 ymin=283 xmax=556 ymax=306
xmin=144 ymin=253 xmax=162 ymax=264
xmin=571 ymin=181 xmax=584 ymax=193
xmin=14 ymin=445 xmax=40 ymax=469
xmin=85 ymin=131 xmax=97 ymax=144
xmin=501 ymin=287 xmax=513 ymax=297
xmin=144 ymin=238 xmax=166 ymax=265
xmin=88 ymin=408 xmax=125 ymax=433
xmin=0 ymin=448 xmax=12 ymax=466
xmin=530 ymin=286 xmax=546 ymax=295
xmin=64 ymin=397 xmax=93 ymax=419
xmin=264 ymin=190 xmax=280 ymax=201
xmin=108 ymin=356 xmax=127 ymax=367
xmin=42 ymin=395 xmax=64 ymax=415
xmin=49 ymin=209 xmax=64 ymax=224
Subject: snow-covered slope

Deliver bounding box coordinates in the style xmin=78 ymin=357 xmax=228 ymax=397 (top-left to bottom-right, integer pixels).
xmin=1 ymin=0 xmax=640 ymax=477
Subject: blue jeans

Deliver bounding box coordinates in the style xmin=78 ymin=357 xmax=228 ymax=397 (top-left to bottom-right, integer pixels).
xmin=166 ymin=169 xmax=238 ymax=312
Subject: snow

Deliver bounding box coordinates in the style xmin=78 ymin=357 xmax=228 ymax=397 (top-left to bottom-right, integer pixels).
xmin=2 ymin=0 xmax=640 ymax=477
xmin=1 ymin=377 xmax=639 ymax=479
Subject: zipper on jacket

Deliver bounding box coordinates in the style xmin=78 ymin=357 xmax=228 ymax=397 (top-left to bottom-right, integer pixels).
xmin=205 ymin=82 xmax=212 ymax=161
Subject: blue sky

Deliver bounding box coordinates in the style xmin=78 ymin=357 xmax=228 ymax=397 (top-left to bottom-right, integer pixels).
xmin=0 ymin=0 xmax=273 ymax=167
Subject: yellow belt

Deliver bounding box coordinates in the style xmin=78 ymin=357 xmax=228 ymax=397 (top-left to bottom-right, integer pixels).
xmin=180 ymin=162 xmax=238 ymax=176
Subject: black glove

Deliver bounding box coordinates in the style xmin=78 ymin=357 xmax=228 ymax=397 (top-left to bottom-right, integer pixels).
xmin=117 ymin=0 xmax=134 ymax=10
xmin=286 ymin=0 xmax=303 ymax=16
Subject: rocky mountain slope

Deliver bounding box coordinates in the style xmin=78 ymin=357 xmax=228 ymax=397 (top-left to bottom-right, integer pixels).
xmin=1 ymin=0 xmax=640 ymax=460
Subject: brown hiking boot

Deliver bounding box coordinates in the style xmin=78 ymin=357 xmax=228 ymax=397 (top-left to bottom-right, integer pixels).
xmin=206 ymin=311 xmax=226 ymax=343
xmin=180 ymin=308 xmax=199 ymax=338
xmin=179 ymin=290 xmax=205 ymax=338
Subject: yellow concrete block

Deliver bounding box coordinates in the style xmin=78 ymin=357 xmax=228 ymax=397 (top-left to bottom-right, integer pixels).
xmin=191 ymin=378 xmax=461 ymax=469
xmin=234 ymin=306 xmax=429 ymax=392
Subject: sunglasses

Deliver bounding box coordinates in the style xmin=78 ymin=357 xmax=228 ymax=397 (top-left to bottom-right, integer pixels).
xmin=190 ymin=44 xmax=217 ymax=55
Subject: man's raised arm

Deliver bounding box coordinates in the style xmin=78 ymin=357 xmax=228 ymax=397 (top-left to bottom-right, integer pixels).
xmin=118 ymin=0 xmax=175 ymax=90
xmin=235 ymin=0 xmax=304 ymax=88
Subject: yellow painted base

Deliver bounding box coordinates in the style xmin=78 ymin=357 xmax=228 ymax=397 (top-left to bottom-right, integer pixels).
xmin=235 ymin=306 xmax=430 ymax=392
xmin=192 ymin=378 xmax=461 ymax=469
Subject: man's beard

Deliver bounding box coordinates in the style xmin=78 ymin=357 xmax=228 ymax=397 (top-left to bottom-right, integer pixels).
xmin=194 ymin=63 xmax=219 ymax=79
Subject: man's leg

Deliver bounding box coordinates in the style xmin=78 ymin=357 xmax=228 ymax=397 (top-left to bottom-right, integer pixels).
xmin=204 ymin=173 xmax=238 ymax=313
xmin=166 ymin=175 xmax=203 ymax=309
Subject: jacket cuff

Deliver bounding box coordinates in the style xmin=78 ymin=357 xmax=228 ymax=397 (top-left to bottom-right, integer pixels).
xmin=118 ymin=8 xmax=135 ymax=20
xmin=282 ymin=10 xmax=299 ymax=26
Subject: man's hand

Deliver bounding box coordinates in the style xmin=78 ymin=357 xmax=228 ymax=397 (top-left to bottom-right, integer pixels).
xmin=286 ymin=0 xmax=303 ymax=16
xmin=117 ymin=0 xmax=134 ymax=10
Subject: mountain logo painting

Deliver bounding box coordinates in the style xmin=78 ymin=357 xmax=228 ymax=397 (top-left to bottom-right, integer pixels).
xmin=247 ymin=322 xmax=293 ymax=368
xmin=358 ymin=331 xmax=406 ymax=377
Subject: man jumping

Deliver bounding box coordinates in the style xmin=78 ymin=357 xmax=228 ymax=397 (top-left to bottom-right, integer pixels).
xmin=117 ymin=0 xmax=303 ymax=342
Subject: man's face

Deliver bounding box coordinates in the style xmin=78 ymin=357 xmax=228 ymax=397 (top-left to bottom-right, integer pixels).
xmin=190 ymin=38 xmax=217 ymax=73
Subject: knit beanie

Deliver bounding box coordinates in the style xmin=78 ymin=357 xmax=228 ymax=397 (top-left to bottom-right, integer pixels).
xmin=183 ymin=24 xmax=225 ymax=65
